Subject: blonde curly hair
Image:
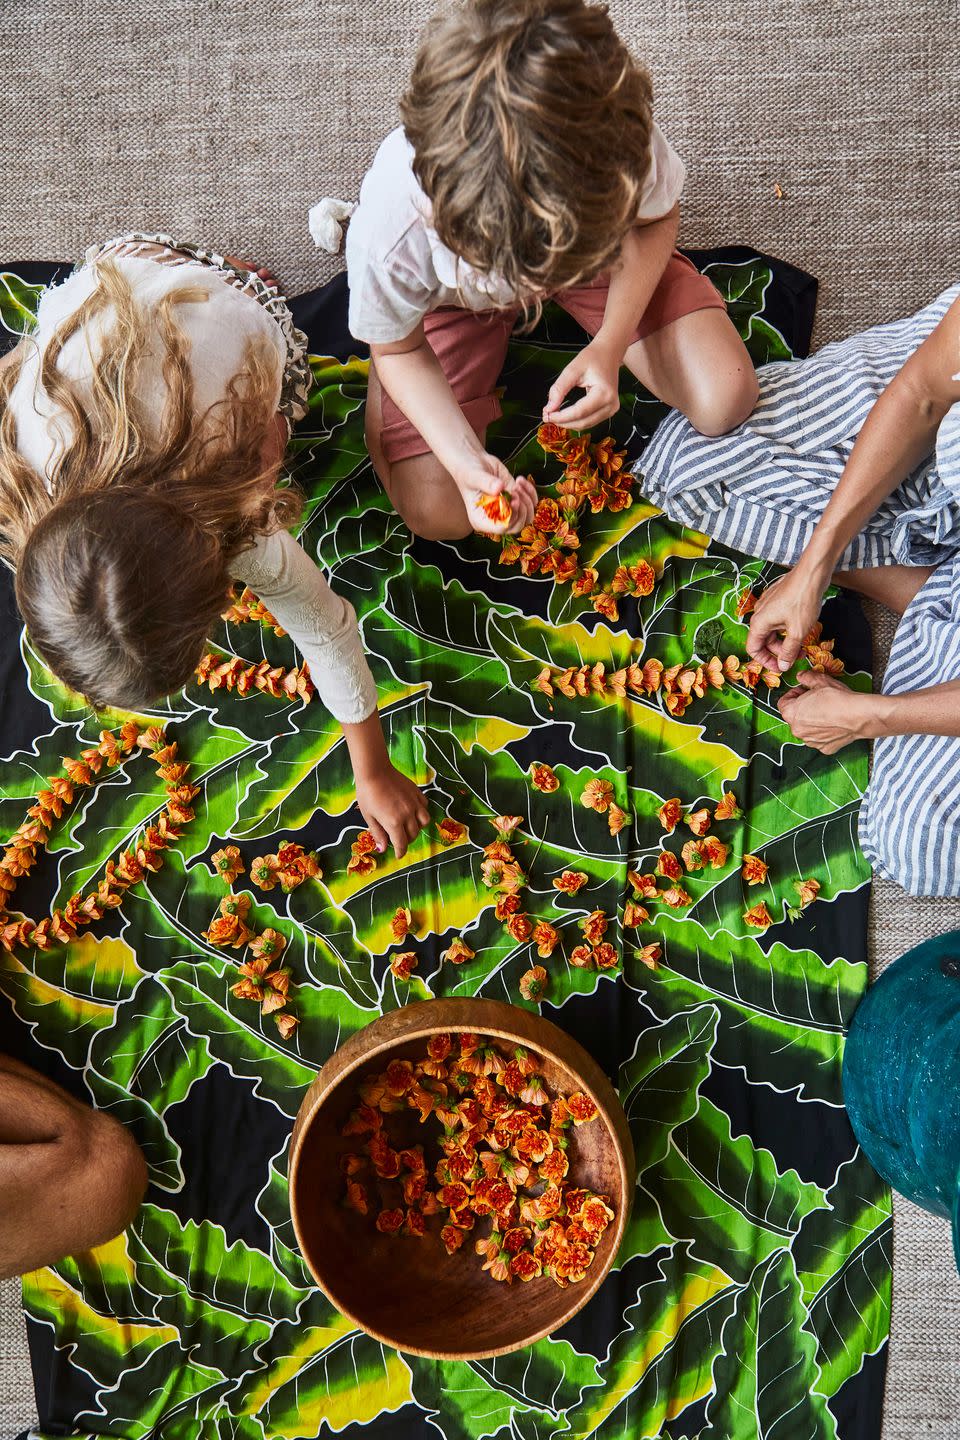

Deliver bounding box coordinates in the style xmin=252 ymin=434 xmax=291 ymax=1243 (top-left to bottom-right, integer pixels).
xmin=401 ymin=0 xmax=655 ymax=308
xmin=0 ymin=258 xmax=299 ymax=710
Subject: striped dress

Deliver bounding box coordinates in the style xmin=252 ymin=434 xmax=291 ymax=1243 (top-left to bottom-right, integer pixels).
xmin=639 ymin=283 xmax=960 ymax=897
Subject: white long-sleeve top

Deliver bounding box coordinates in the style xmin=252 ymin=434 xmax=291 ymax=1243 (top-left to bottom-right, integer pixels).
xmin=6 ymin=248 xmax=378 ymax=726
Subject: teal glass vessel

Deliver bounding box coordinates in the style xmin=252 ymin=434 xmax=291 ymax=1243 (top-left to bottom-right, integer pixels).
xmin=843 ymin=928 xmax=960 ymax=1269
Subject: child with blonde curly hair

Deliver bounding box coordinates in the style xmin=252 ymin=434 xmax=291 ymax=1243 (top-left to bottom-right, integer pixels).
xmin=311 ymin=0 xmax=757 ymax=541
xmin=0 ymin=237 xmax=428 ymax=857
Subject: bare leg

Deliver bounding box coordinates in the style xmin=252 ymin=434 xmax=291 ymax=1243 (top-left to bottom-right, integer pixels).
xmin=0 ymin=1054 xmax=147 ymax=1279
xmin=623 ymin=308 xmax=759 ymax=437
xmin=365 ymin=364 xmax=474 ymax=541
xmin=835 ymin=564 xmax=935 ymax=616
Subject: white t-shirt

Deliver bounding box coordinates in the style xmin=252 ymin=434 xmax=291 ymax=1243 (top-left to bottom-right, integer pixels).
xmin=6 ymin=252 xmax=378 ymax=726
xmin=346 ymin=125 xmax=686 ymax=345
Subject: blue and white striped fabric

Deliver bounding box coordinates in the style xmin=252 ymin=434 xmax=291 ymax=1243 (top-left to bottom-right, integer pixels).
xmin=638 ymin=283 xmax=960 ymax=896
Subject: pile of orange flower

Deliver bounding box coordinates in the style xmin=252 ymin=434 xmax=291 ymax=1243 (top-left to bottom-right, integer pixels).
xmin=340 ymin=1032 xmax=613 ymax=1287
xmin=204 ymin=844 xmax=300 ymax=1038
xmin=0 ymin=725 xmax=194 ymax=954
xmin=489 ymin=427 xmax=643 ymax=624
xmin=222 ymin=586 xmax=287 ymax=636
xmin=194 ymin=652 xmax=314 ymax=704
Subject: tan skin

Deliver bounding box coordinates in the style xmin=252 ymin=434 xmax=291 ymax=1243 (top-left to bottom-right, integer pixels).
xmin=0 ymin=1053 xmax=147 ymax=1278
xmin=746 ymin=294 xmax=960 ymax=754
xmin=368 ymin=207 xmax=759 ymax=542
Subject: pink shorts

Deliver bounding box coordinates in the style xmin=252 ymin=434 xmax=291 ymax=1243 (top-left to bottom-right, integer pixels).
xmin=377 ymin=251 xmax=726 ymax=464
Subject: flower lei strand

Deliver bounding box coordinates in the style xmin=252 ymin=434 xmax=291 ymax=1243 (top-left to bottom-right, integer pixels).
xmin=0 ymin=724 xmax=195 ymax=954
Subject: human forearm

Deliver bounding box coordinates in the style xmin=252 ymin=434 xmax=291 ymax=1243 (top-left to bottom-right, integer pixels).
xmin=594 ymin=210 xmax=679 ymax=361
xmin=371 ymin=334 xmax=485 ymax=477
xmin=869 ymin=680 xmax=960 ymax=739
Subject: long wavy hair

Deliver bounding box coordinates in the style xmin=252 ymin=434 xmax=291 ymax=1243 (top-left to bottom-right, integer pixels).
xmin=401 ymin=0 xmax=655 ymax=321
xmin=0 ymin=258 xmax=300 ymax=710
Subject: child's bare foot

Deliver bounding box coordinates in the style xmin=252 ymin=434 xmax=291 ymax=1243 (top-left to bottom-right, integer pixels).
xmin=224 ymin=254 xmax=282 ymax=292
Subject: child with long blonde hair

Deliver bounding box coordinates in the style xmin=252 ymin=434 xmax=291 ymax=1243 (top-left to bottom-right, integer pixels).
xmin=311 ymin=0 xmax=758 ymax=542
xmin=0 ymin=235 xmax=428 ymax=856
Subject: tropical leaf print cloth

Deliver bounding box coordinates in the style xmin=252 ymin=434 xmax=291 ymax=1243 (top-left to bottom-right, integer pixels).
xmin=0 ymin=250 xmax=891 ymax=1440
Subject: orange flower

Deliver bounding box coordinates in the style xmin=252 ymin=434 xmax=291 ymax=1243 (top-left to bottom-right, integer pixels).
xmin=443 ymin=937 xmax=476 ymax=965
xmin=211 ymin=846 xmax=244 ymax=885
xmin=571 ymin=567 xmax=599 ymax=597
xmin=532 ymin=667 xmax=555 ymax=697
xmin=491 ymin=815 xmax=523 ymax=840
xmin=637 ymin=943 xmax=661 ymax=971
xmin=580 ymin=778 xmax=614 ymax=813
xmin=506 ymin=913 xmax=534 ymax=943
xmin=661 ymin=886 xmax=692 ymax=908
xmin=714 ymin=792 xmax=742 ymax=821
xmin=568 ymin=943 xmax=593 ymax=968
xmin=686 ymin=808 xmax=711 ymax=837
xmin=347 ymin=852 xmax=376 ymax=877
xmin=658 ymin=798 xmax=682 ymax=833
xmin=276 ymin=844 xmax=321 ymax=892
xmin=537 ymin=421 xmax=572 ymax=456
xmin=656 ymin=851 xmax=683 ymax=882
xmin=723 ymin=655 xmax=742 ymax=683
xmin=480 ymin=858 xmax=526 ymax=892
xmin=534 ymin=498 xmax=560 ymax=533
xmin=607 ymin=803 xmax=630 ymax=836
xmin=484 ymin=839 xmax=515 ymax=862
xmin=249 ymin=928 xmax=286 ymax=962
xmin=593 ymin=592 xmax=619 ymax=622
xmin=629 ymin=560 xmax=656 ymax=597
xmin=495 ymin=892 xmax=523 ymax=921
xmin=553 ymin=870 xmax=588 ymax=894
xmin=437 ymin=817 xmax=466 ymax=845
xmin=551 ymin=552 xmax=579 ymax=584
xmin=737 ymin=587 xmax=757 ymax=617
xmin=626 ymin=871 xmax=657 ymax=900
xmin=664 ymin=692 xmax=692 ymax=717
xmin=741 ymin=854 xmax=769 ymax=886
xmin=476 ymin=491 xmax=512 ymax=525
xmin=743 ymin=902 xmax=772 ymax=929
xmin=250 ymin=854 xmax=281 ymax=890
xmin=390 ymin=951 xmax=418 ymax=982
xmin=592 ymin=942 xmax=619 ymax=970
xmin=681 ymin=839 xmax=705 ymax=872
xmin=203 ymin=913 xmax=254 ymax=949
xmin=565 ymin=1092 xmax=598 ymax=1125
xmin=520 ymin=965 xmax=549 ymax=1003
xmin=275 ymin=1013 xmax=298 ymax=1039
xmin=609 ymin=565 xmax=633 ymax=596
xmin=533 ymin=921 xmax=560 ymax=957
xmin=700 ymin=836 xmax=730 ymax=869
xmin=793 ymin=877 xmax=821 ymax=908
xmin=805 ymin=644 xmax=845 ymax=675
xmin=530 ymin=762 xmax=559 ymax=793
xmin=623 ymin=899 xmax=648 ymax=927
xmin=579 ymin=910 xmax=608 ymax=944
xmin=390 ymin=907 xmax=414 ymax=942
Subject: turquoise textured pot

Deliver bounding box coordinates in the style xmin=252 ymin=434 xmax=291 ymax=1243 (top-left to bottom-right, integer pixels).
xmin=843 ymin=928 xmax=960 ymax=1270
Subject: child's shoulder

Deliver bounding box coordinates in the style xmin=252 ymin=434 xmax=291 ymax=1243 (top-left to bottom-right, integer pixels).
xmin=349 ymin=127 xmax=430 ymax=264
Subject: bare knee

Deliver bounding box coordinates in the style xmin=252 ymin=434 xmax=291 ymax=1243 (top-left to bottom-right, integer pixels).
xmin=387 ymin=455 xmax=474 ymax=541
xmin=684 ymin=366 xmax=759 ymax=438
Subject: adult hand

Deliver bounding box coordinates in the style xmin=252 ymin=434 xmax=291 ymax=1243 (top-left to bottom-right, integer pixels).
xmin=747 ymin=567 xmax=828 ymax=672
xmin=778 ymin=671 xmax=881 ymax=753
xmin=454 ymin=453 xmax=538 ymax=535
xmin=543 ymin=338 xmax=621 ymax=429
xmin=355 ymin=762 xmax=431 ymax=859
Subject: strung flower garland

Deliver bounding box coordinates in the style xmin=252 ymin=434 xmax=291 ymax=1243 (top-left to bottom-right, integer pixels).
xmin=0 ymin=725 xmax=194 ymax=954
xmin=194 ymin=652 xmax=314 ymax=703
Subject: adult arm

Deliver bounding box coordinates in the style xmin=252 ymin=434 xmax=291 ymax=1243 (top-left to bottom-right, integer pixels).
xmin=749 ymin=294 xmax=960 ymax=670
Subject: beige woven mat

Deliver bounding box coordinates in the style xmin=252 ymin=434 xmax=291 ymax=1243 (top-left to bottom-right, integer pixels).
xmin=2 ymin=0 xmax=960 ymax=1434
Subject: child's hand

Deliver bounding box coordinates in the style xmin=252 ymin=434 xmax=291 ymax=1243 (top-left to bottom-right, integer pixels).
xmin=454 ymin=454 xmax=537 ymax=535
xmin=355 ymin=761 xmax=431 ymax=859
xmin=544 ymin=338 xmax=622 ymax=429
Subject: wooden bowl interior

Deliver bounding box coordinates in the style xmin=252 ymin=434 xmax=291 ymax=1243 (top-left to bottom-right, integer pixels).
xmin=293 ymin=1032 xmax=626 ymax=1356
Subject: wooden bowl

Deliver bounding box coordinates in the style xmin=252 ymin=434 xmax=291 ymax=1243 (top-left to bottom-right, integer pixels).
xmin=289 ymin=998 xmax=635 ymax=1359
